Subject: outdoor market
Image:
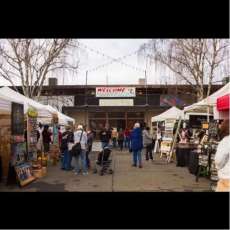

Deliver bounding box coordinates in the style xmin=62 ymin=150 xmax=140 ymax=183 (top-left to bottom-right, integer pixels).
xmin=0 ymin=83 xmax=229 ymax=191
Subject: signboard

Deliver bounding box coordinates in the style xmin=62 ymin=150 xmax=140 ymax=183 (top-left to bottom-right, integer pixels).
xmin=15 ymin=163 xmax=36 ymax=187
xmin=11 ymin=102 xmax=24 ymax=135
xmin=96 ymin=87 xmax=136 ymax=97
xmin=99 ymin=99 xmax=134 ymax=106
xmin=160 ymin=95 xmax=186 ymax=107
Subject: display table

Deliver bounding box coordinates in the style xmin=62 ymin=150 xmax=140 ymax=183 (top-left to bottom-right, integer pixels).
xmin=188 ymin=149 xmax=199 ymax=175
xmin=176 ymin=143 xmax=197 ymax=167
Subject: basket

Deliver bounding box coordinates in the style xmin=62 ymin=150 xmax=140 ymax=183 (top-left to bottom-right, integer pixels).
xmin=32 ymin=169 xmax=43 ymax=178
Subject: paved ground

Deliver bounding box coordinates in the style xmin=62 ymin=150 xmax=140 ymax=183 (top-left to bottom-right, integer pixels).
xmin=0 ymin=148 xmax=212 ymax=192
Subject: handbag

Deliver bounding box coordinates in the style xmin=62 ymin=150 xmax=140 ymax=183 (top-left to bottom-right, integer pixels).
xmin=71 ymin=130 xmax=83 ymax=157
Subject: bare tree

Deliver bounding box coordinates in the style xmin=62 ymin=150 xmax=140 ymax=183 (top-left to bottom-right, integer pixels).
xmin=0 ymin=39 xmax=79 ymax=99
xmin=139 ymin=39 xmax=229 ymax=101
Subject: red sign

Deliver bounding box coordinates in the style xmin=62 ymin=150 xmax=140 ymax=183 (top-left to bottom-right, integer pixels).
xmin=217 ymin=94 xmax=230 ymax=111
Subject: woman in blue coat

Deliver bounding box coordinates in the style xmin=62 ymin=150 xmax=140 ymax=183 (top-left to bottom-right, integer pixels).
xmin=130 ymin=122 xmax=143 ymax=168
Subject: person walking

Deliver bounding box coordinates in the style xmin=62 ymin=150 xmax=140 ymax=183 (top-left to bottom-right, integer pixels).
xmin=130 ymin=122 xmax=143 ymax=168
xmin=60 ymin=126 xmax=74 ymax=170
xmin=42 ymin=125 xmax=52 ymax=154
xmin=86 ymin=129 xmax=94 ymax=169
xmin=99 ymin=127 xmax=110 ymax=149
xmin=124 ymin=128 xmax=131 ymax=149
xmin=117 ymin=128 xmax=125 ymax=151
xmin=143 ymin=127 xmax=154 ymax=161
xmin=73 ymin=125 xmax=88 ymax=175
xmin=215 ymin=120 xmax=230 ymax=192
xmin=111 ymin=128 xmax=118 ymax=148
xmin=36 ymin=122 xmax=43 ymax=152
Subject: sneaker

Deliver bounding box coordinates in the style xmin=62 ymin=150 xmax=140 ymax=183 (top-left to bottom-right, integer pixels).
xmin=139 ymin=165 xmax=143 ymax=168
xmin=74 ymin=172 xmax=80 ymax=175
xmin=132 ymin=164 xmax=137 ymax=167
xmin=83 ymin=172 xmax=88 ymax=176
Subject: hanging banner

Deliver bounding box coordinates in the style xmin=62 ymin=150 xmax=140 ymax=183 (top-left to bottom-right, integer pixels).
xmin=96 ymin=87 xmax=136 ymax=97
xmin=11 ymin=102 xmax=24 ymax=135
xmin=27 ymin=107 xmax=38 ymax=161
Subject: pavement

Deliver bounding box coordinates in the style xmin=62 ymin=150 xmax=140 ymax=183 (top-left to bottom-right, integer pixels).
xmin=0 ymin=147 xmax=212 ymax=192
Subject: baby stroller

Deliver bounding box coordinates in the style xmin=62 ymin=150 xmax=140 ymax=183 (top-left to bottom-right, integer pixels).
xmin=93 ymin=145 xmax=113 ymax=176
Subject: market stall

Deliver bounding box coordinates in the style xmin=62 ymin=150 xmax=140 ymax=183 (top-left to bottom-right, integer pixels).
xmin=0 ymin=88 xmax=57 ymax=186
xmin=151 ymin=106 xmax=184 ymax=160
xmin=0 ymin=95 xmax=23 ymax=183
xmin=182 ymin=83 xmax=229 ymax=186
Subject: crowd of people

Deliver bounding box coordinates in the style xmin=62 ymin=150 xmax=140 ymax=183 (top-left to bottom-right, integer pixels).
xmin=29 ymin=119 xmax=229 ymax=191
xmin=34 ymin=123 xmax=95 ymax=176
xmin=99 ymin=122 xmax=159 ymax=168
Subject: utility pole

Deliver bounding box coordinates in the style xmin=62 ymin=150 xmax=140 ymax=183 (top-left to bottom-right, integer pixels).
xmin=84 ymin=70 xmax=88 ymax=128
xmin=145 ymin=70 xmax=148 ymax=105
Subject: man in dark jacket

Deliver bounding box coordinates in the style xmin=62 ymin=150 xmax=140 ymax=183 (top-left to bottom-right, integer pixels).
xmin=60 ymin=126 xmax=74 ymax=170
xmin=86 ymin=129 xmax=94 ymax=168
xmin=130 ymin=122 xmax=143 ymax=168
xmin=99 ymin=128 xmax=110 ymax=149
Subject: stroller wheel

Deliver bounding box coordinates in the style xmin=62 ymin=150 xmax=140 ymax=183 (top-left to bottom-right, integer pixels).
xmin=109 ymin=169 xmax=113 ymax=174
xmin=100 ymin=171 xmax=104 ymax=176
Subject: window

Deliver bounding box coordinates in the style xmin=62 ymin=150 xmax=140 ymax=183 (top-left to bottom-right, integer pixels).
xmin=127 ymin=112 xmax=144 ymax=118
xmin=88 ymin=112 xmax=106 ymax=118
xmin=108 ymin=112 xmax=125 ymax=118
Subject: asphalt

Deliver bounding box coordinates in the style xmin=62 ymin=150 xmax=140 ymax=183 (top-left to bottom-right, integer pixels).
xmin=0 ymin=147 xmax=212 ymax=192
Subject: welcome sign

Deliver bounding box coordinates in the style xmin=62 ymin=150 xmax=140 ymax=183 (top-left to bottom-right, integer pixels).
xmin=96 ymin=87 xmax=136 ymax=97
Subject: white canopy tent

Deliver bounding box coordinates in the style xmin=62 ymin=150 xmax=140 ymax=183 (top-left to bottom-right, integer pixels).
xmin=0 ymin=87 xmax=75 ymax=125
xmin=151 ymin=106 xmax=184 ymax=122
xmin=184 ymin=83 xmax=230 ymax=113
xmin=43 ymin=105 xmax=75 ymax=125
xmin=0 ymin=87 xmax=52 ymax=118
xmin=0 ymin=94 xmax=24 ymax=114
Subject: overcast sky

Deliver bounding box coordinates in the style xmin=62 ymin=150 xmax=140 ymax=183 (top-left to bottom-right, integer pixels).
xmin=0 ymin=39 xmax=176 ymax=86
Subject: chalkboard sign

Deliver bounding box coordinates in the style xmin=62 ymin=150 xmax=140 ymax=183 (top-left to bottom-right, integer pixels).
xmin=11 ymin=102 xmax=24 ymax=135
xmin=209 ymin=121 xmax=219 ymax=138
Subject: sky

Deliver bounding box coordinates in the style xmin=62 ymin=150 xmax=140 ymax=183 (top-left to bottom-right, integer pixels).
xmin=0 ymin=39 xmax=176 ymax=86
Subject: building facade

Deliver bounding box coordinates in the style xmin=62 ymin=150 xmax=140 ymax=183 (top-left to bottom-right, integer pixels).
xmin=31 ymin=84 xmax=222 ymax=136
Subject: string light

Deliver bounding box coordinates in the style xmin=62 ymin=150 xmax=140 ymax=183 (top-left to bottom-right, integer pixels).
xmin=73 ymin=42 xmax=145 ymax=73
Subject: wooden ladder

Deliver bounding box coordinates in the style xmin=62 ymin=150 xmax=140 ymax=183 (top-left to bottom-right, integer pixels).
xmin=167 ymin=116 xmax=182 ymax=163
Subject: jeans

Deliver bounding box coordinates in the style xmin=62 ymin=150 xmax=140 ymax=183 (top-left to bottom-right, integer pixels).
xmin=112 ymin=138 xmax=117 ymax=148
xmin=145 ymin=144 xmax=153 ymax=160
xmin=74 ymin=149 xmax=87 ymax=173
xmin=124 ymin=137 xmax=130 ymax=149
xmin=61 ymin=149 xmax=72 ymax=170
xmin=133 ymin=149 xmax=142 ymax=166
xmin=101 ymin=142 xmax=109 ymax=149
xmin=118 ymin=140 xmax=124 ymax=151
xmin=86 ymin=144 xmax=92 ymax=168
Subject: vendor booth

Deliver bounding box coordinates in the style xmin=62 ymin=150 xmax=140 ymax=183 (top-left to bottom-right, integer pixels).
xmin=151 ymin=106 xmax=184 ymax=160
xmin=0 ymin=87 xmax=75 ymax=187
xmin=182 ymin=83 xmax=229 ymax=188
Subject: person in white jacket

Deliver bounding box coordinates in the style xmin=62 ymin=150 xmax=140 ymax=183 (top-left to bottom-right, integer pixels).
xmin=215 ymin=120 xmax=230 ymax=192
xmin=73 ymin=124 xmax=88 ymax=175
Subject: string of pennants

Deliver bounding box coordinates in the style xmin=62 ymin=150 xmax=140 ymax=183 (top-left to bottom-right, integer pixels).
xmin=73 ymin=41 xmax=146 ymax=74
